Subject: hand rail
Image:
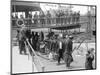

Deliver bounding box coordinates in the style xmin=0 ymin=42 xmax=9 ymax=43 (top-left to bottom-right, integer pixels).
xmin=12 ymin=15 xmax=95 ymax=28
xmin=12 ymin=15 xmax=95 ymax=20
xmin=26 ymin=39 xmax=45 ymax=72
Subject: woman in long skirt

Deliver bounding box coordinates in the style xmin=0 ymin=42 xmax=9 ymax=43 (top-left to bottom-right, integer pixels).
xmin=85 ymin=48 xmax=94 ymax=70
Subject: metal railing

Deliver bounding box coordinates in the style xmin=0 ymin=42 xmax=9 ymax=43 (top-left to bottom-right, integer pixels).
xmin=12 ymin=16 xmax=95 ymax=28
xmin=26 ymin=39 xmax=45 ymax=72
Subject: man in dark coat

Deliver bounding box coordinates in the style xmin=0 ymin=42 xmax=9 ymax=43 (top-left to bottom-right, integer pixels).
xmin=59 ymin=10 xmax=65 ymax=25
xmin=46 ymin=11 xmax=51 ymax=25
xmin=32 ymin=31 xmax=35 ymax=49
xmin=25 ymin=29 xmax=32 ymax=44
xmin=34 ymin=32 xmax=39 ymax=51
xmin=25 ymin=29 xmax=32 ymax=55
xmin=56 ymin=11 xmax=60 ymax=24
xmin=34 ymin=12 xmax=38 ymax=25
xmin=40 ymin=31 xmax=44 ymax=41
xmin=57 ymin=34 xmax=65 ymax=65
xmin=64 ymin=36 xmax=74 ymax=68
xmin=72 ymin=12 xmax=76 ymax=24
xmin=15 ymin=14 xmax=18 ymax=19
xmin=39 ymin=11 xmax=45 ymax=26
xmin=76 ymin=11 xmax=80 ymax=23
xmin=50 ymin=39 xmax=59 ymax=60
xmin=28 ymin=12 xmax=32 ymax=25
xmin=16 ymin=30 xmax=20 ymax=45
xmin=19 ymin=27 xmax=27 ymax=55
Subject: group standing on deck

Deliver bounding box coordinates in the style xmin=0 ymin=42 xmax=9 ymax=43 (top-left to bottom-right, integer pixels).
xmin=12 ymin=10 xmax=80 ymax=26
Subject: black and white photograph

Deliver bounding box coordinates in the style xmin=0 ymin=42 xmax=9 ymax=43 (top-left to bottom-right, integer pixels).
xmin=11 ymin=0 xmax=96 ymax=74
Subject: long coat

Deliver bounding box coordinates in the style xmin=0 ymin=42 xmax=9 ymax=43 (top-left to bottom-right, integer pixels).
xmin=56 ymin=40 xmax=65 ymax=58
xmin=85 ymin=53 xmax=94 ymax=69
xmin=64 ymin=39 xmax=73 ymax=54
xmin=51 ymin=40 xmax=59 ymax=53
xmin=64 ymin=39 xmax=73 ymax=66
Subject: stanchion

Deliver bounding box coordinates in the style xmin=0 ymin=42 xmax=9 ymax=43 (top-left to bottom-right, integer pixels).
xmin=32 ymin=53 xmax=34 ymax=72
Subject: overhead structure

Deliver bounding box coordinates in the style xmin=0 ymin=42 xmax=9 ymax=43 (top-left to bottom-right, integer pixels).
xmin=11 ymin=0 xmax=95 ymax=37
xmin=11 ymin=0 xmax=41 ymax=12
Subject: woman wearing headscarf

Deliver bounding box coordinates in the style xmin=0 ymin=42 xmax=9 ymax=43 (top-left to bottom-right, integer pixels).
xmin=85 ymin=48 xmax=94 ymax=70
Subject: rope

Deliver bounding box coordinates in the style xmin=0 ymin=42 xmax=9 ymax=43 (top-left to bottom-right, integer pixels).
xmin=26 ymin=39 xmax=45 ymax=72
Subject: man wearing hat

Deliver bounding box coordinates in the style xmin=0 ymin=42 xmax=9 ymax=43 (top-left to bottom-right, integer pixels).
xmin=57 ymin=34 xmax=65 ymax=65
xmin=18 ymin=25 xmax=27 ymax=54
xmin=64 ymin=35 xmax=74 ymax=68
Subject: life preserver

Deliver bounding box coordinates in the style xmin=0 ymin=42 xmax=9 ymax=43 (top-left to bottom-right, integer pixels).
xmin=16 ymin=19 xmax=24 ymax=27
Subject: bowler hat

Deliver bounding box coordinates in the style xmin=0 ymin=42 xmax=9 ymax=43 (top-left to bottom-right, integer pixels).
xmin=69 ymin=36 xmax=73 ymax=39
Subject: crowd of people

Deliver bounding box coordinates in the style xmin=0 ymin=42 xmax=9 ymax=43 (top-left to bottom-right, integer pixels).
xmin=44 ymin=34 xmax=76 ymax=68
xmin=16 ymin=28 xmax=44 ymax=55
xmin=16 ymin=27 xmax=95 ymax=69
xmin=12 ymin=10 xmax=80 ymax=26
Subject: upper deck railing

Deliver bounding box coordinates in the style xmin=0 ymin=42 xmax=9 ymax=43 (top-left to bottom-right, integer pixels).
xmin=11 ymin=15 xmax=95 ymax=29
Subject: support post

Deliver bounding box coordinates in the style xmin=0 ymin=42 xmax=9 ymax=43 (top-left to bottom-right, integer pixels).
xmin=32 ymin=53 xmax=34 ymax=72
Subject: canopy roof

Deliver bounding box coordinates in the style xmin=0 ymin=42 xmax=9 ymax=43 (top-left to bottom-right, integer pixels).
xmin=11 ymin=1 xmax=41 ymax=12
